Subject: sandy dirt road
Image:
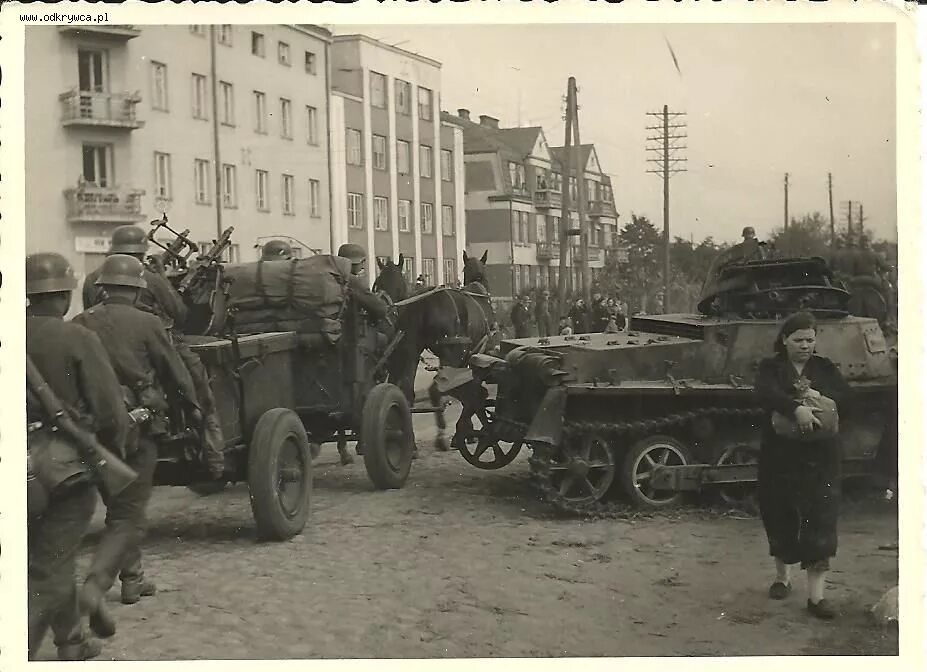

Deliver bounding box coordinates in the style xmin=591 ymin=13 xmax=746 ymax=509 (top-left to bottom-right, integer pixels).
xmin=32 ymin=394 xmax=899 ymax=662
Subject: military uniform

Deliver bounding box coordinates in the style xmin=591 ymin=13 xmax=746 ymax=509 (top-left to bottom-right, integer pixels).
xmin=26 ymin=253 xmax=128 ymax=660
xmin=337 ymin=243 xmax=390 ymax=323
xmin=74 ymin=256 xmax=200 ymax=608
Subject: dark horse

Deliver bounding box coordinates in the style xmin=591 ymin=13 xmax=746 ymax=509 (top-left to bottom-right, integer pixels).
xmin=375 ymin=251 xmax=494 ymax=452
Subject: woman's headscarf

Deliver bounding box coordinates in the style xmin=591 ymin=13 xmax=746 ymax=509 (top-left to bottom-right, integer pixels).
xmin=773 ymin=310 xmax=817 ymax=356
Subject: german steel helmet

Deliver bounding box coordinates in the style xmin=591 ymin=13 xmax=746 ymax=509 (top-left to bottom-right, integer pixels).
xmin=261 ymin=240 xmax=294 ymax=260
xmin=742 ymin=226 xmax=756 ymax=238
xmin=95 ymin=254 xmax=148 ymax=289
xmin=337 ymin=243 xmax=366 ymax=265
xmin=109 ymin=225 xmax=149 ymax=255
xmin=25 ymin=252 xmax=78 ymax=295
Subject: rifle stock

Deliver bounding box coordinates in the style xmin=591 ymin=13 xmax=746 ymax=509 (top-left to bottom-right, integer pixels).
xmin=26 ymin=355 xmax=138 ymax=496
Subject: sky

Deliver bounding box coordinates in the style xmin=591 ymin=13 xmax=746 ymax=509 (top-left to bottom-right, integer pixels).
xmin=339 ymin=23 xmax=896 ymax=245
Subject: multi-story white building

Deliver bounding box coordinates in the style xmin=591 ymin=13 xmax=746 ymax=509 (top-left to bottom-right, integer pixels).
xmin=25 ymin=24 xmax=332 ymax=304
xmin=329 ymin=35 xmax=466 ymax=285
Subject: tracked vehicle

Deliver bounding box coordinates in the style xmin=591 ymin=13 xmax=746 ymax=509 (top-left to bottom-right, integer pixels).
xmin=457 ymin=256 xmax=898 ymax=515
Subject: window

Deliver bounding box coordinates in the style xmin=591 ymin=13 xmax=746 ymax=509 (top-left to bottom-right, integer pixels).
xmin=370 ymin=72 xmax=387 ymax=108
xmin=569 ymin=177 xmax=578 ymax=201
xmin=218 ymin=25 xmax=232 ymax=46
xmin=586 ymin=179 xmax=596 ymax=201
xmin=348 ymin=193 xmax=364 ymax=229
xmin=513 ymin=265 xmax=521 ymax=295
xmin=441 ymin=150 xmax=453 ymax=182
xmin=441 ymin=205 xmax=454 ymax=236
xmin=78 ymin=49 xmax=106 ymax=94
xmin=278 ymin=41 xmax=291 ymax=66
xmin=192 ymin=74 xmax=208 ymax=119
xmin=282 ymin=174 xmax=295 ymax=214
xmin=280 ymin=98 xmax=292 ymax=139
xmin=398 ymin=200 xmax=412 ymax=232
xmin=419 ymin=145 xmax=433 ymax=178
xmin=154 ymin=152 xmax=171 ymax=198
xmin=422 ymin=258 xmax=435 ymax=286
xmin=255 ymin=170 xmax=269 ymax=211
xmin=306 ymin=106 xmax=318 ymax=145
xmin=251 ymin=32 xmax=265 ymax=57
xmin=220 ymin=81 xmax=234 ymax=125
xmin=190 ymin=25 xmax=205 ymax=36
xmin=374 ymin=196 xmax=389 ymax=231
xmin=346 ymin=129 xmax=363 ymax=166
xmin=552 ymin=171 xmax=562 ymax=193
xmin=512 ymin=210 xmax=530 ymax=245
xmin=397 ymin=140 xmax=411 ymax=175
xmin=552 ymin=216 xmax=561 ymax=242
xmin=421 ymin=202 xmax=434 ymax=234
xmin=444 ymin=259 xmax=456 ymax=286
xmin=308 ymin=179 xmax=320 ymax=217
xmin=521 ymin=211 xmax=531 ymax=243
xmin=305 ymin=51 xmax=317 ymax=75
xmin=536 ymin=214 xmax=547 ymax=243
xmin=508 ymin=161 xmax=526 ymax=192
xmin=395 ymin=80 xmax=411 ymax=115
xmin=151 ymin=62 xmax=168 ymax=111
xmin=254 ymin=91 xmax=267 ymax=133
xmin=82 ymin=144 xmax=113 ymax=187
xmin=194 ymin=159 xmax=211 ymax=204
xmin=222 ymin=164 xmax=237 ymax=208
xmin=418 ymin=86 xmax=433 ymax=121
xmin=401 ymin=256 xmax=414 ymax=284
xmin=372 ymin=135 xmax=387 ymax=171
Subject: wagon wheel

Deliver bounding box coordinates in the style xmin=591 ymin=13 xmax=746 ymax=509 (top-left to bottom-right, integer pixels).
xmin=361 ymin=383 xmax=414 ymax=489
xmin=716 ymin=443 xmax=760 ymax=511
xmin=458 ymin=408 xmax=524 ymax=470
xmin=247 ymin=408 xmax=312 ymax=541
xmin=543 ymin=433 xmax=618 ymax=506
xmin=621 ymin=435 xmax=691 ymax=509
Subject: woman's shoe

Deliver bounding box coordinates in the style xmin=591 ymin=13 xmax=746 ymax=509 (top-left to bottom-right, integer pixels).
xmin=768 ymin=581 xmax=792 ymax=600
xmin=807 ymin=599 xmax=837 ymax=620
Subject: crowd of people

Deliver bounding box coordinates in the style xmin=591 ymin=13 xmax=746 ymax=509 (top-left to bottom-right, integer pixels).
xmin=507 ymin=290 xmax=632 ymax=339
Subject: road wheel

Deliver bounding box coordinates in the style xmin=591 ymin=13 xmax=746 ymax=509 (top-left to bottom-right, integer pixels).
xmin=621 ymin=434 xmax=691 ymax=509
xmin=247 ymin=408 xmax=312 ymax=541
xmin=362 ymin=383 xmax=414 ymax=489
xmin=716 ymin=442 xmax=760 ymax=510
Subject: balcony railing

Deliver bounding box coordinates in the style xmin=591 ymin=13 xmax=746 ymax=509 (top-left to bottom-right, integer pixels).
xmin=58 ymin=25 xmax=141 ymax=40
xmin=534 ymin=188 xmax=562 ymax=209
xmin=60 ymin=90 xmax=144 ymax=130
xmin=571 ymin=247 xmax=602 ymax=263
xmin=64 ymin=184 xmax=146 ymax=224
xmin=536 ymin=242 xmax=560 ymax=261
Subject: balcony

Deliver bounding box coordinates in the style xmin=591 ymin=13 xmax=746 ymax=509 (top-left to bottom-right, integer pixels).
xmin=64 ymin=184 xmax=146 ymax=224
xmin=536 ymin=242 xmax=560 ymax=261
xmin=58 ymin=25 xmax=141 ymax=41
xmin=60 ymin=90 xmax=144 ymax=130
xmin=588 ymin=199 xmax=617 ymax=218
xmin=571 ymin=247 xmax=602 ymax=263
xmin=534 ymin=188 xmax=562 ymax=210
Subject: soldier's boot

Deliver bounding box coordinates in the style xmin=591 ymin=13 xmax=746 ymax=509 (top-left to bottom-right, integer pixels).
xmin=121 ymin=576 xmax=157 ymax=605
xmin=79 ymin=580 xmax=116 ymax=638
xmin=337 ymin=432 xmax=354 ymax=465
xmin=57 ymin=635 xmax=102 ymax=661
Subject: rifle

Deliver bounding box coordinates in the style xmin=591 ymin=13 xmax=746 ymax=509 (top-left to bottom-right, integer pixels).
xmin=26 ymin=355 xmax=139 ymax=496
xmin=176 ymin=227 xmax=235 ymax=298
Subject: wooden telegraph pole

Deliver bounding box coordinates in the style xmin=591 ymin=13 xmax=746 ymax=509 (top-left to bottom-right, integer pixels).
xmin=646 ymin=105 xmax=687 ymax=313
xmin=784 ymin=173 xmax=790 ymax=231
xmin=571 ymin=85 xmax=590 ymax=304
xmin=556 ymin=79 xmax=575 ymax=310
xmin=828 ymin=173 xmax=835 ymax=245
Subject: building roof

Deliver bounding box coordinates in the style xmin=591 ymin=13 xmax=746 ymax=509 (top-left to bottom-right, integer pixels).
xmin=440 ymin=111 xmax=544 ymax=158
xmin=332 ymin=33 xmax=442 ymax=68
xmin=548 ymin=145 xmax=595 ymax=173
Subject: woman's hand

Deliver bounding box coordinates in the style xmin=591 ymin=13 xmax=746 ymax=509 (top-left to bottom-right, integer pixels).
xmin=794 ymin=405 xmax=822 ymax=434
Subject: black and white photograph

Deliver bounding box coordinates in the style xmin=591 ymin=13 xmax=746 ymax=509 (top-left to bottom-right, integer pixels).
xmin=2 ymin=1 xmax=922 ymax=667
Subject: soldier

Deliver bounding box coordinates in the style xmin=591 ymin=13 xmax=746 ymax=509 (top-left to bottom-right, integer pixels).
xmin=73 ymin=255 xmax=201 ymax=616
xmin=26 ymin=253 xmax=129 ymax=660
xmin=510 ymin=294 xmax=531 ymax=339
xmin=336 ymin=243 xmax=391 ymax=323
xmin=84 ymin=224 xmax=225 ymax=480
xmin=534 ymin=290 xmax=552 ymax=338
xmin=261 ymin=239 xmax=294 ymax=261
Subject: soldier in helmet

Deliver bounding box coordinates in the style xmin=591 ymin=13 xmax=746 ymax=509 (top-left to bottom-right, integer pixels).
xmin=73 ymin=255 xmax=201 ymax=619
xmin=84 ymin=224 xmax=226 ymax=481
xmin=26 ymin=253 xmax=129 ymax=660
xmin=261 ymin=239 xmax=294 ymax=261
xmin=336 ymin=243 xmax=390 ymax=323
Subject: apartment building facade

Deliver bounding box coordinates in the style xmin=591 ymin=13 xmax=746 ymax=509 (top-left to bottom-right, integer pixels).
xmin=329 ymin=35 xmax=466 ymax=286
xmin=443 ymin=110 xmax=620 ymax=300
xmin=25 ymin=24 xmax=332 ymax=305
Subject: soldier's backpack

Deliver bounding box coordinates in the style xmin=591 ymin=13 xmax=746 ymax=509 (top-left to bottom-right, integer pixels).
xmin=224 ymin=255 xmax=353 ymax=343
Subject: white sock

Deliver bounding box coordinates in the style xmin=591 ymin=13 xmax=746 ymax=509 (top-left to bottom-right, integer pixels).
xmin=775 ymin=558 xmax=791 ymax=584
xmin=807 ymin=569 xmax=826 ymax=603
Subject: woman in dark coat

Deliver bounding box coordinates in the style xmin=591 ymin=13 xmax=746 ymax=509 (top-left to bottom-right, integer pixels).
xmin=755 ymin=311 xmax=851 ymax=620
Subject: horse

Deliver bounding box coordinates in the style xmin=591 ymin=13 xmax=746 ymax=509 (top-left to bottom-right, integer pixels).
xmin=376 ymin=251 xmax=495 ymax=453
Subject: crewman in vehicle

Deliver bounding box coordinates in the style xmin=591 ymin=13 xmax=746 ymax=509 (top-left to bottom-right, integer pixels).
xmin=336 ymin=243 xmax=391 ymax=323
xmin=261 ymin=239 xmax=295 ymax=261
xmin=73 ymin=254 xmax=201 ymax=613
xmin=84 ymin=224 xmax=225 ymax=481
xmin=26 ymin=252 xmax=129 ymax=660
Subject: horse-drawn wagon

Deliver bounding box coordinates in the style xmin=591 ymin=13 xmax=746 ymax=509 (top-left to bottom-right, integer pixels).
xmin=143 ymin=217 xmax=415 ymax=541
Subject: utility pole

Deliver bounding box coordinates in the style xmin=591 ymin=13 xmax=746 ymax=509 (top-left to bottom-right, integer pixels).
xmin=828 ymin=172 xmax=835 ymax=245
xmin=784 ymin=173 xmax=790 ymax=231
xmin=557 ymin=79 xmax=575 ymax=310
xmin=646 ymin=105 xmax=687 ymax=313
xmin=571 ymin=84 xmax=590 ymax=304
xmin=847 ymin=200 xmax=854 ymax=239
xmin=209 ymin=25 xmax=223 ymax=240
xmin=858 ymin=202 xmax=865 ymax=237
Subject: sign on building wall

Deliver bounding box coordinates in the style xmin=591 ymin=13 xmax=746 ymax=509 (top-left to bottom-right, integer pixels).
xmin=74 ymin=236 xmax=111 ymax=254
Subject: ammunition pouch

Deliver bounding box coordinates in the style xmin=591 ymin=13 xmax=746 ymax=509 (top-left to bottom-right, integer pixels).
xmin=27 ymin=423 xmax=92 ymax=498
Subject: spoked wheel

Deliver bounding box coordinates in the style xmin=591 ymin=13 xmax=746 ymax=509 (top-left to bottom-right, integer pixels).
xmin=458 ymin=407 xmax=524 ymax=470
xmin=544 ymin=433 xmax=618 ymax=506
xmin=716 ymin=443 xmax=760 ymax=509
xmin=361 ymin=383 xmax=414 ymax=489
xmin=248 ymin=408 xmax=313 ymax=541
xmin=621 ymin=435 xmax=691 ymax=509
